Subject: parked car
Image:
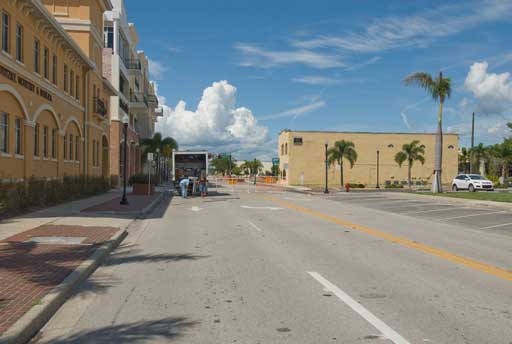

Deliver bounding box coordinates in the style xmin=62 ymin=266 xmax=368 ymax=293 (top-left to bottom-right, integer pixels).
xmin=452 ymin=174 xmax=494 ymax=192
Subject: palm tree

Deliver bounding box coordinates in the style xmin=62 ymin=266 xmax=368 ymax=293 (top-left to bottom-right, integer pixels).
xmin=489 ymin=140 xmax=512 ymax=182
xmin=240 ymin=159 xmax=263 ymax=176
xmin=403 ymin=72 xmax=451 ymax=193
xmin=458 ymin=147 xmax=470 ymax=174
xmin=327 ymin=140 xmax=358 ymax=187
xmin=395 ymin=140 xmax=426 ymax=190
xmin=140 ymin=133 xmax=178 ymax=182
xmin=470 ymin=143 xmax=487 ymax=175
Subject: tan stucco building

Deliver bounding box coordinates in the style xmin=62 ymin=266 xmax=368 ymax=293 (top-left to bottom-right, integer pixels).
xmin=0 ymin=0 xmax=112 ymax=181
xmin=278 ymin=130 xmax=459 ymax=187
xmin=0 ymin=0 xmax=158 ymax=183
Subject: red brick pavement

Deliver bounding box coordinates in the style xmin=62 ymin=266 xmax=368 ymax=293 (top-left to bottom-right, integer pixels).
xmin=82 ymin=192 xmax=161 ymax=213
xmin=0 ymin=225 xmax=119 ymax=335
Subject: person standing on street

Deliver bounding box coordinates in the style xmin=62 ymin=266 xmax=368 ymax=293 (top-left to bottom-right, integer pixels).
xmin=179 ymin=176 xmax=190 ymax=198
xmin=199 ymin=174 xmax=208 ymax=198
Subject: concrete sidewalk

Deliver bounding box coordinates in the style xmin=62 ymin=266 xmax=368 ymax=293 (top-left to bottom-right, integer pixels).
xmin=0 ymin=187 xmax=168 ymax=343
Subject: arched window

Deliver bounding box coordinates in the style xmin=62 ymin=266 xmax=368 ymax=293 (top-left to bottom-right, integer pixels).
xmin=285 ymin=143 xmax=288 ymax=155
xmin=388 ymin=144 xmax=394 ymax=148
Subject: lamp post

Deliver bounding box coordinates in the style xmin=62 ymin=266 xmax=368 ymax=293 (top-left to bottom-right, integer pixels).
xmin=156 ymin=147 xmax=160 ymax=184
xmin=376 ymin=150 xmax=380 ymax=189
xmin=324 ymin=140 xmax=329 ymax=194
xmin=120 ymin=114 xmax=129 ymax=205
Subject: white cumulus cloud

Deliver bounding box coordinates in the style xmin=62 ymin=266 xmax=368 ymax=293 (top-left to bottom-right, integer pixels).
xmin=464 ymin=61 xmax=512 ymax=114
xmin=148 ymin=59 xmax=168 ymax=80
xmin=155 ymin=81 xmax=270 ymax=157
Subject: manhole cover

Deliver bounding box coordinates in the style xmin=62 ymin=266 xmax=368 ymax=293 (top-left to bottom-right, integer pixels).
xmin=25 ymin=237 xmax=87 ymax=245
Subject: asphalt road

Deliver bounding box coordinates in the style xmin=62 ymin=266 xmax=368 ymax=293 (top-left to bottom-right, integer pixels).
xmin=33 ymin=188 xmax=512 ymax=344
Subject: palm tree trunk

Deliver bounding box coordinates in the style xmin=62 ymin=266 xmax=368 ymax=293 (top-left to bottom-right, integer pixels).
xmin=432 ymin=100 xmax=444 ymax=193
xmin=340 ymin=161 xmax=344 ymax=188
xmin=408 ymin=161 xmax=412 ymax=190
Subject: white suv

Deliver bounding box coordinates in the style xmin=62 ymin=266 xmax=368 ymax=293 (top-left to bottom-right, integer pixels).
xmin=452 ymin=174 xmax=494 ymax=192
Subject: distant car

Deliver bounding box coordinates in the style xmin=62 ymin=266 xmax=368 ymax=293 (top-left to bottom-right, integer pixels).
xmin=452 ymin=174 xmax=494 ymax=192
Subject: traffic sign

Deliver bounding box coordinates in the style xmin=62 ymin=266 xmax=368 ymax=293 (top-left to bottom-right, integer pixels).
xmin=147 ymin=152 xmax=154 ymax=161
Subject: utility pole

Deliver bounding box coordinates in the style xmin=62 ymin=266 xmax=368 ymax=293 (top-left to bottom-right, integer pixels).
xmin=470 ymin=112 xmax=475 ymax=174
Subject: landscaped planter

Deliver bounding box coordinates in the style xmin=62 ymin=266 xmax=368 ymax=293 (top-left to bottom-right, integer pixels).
xmin=132 ymin=183 xmax=155 ymax=195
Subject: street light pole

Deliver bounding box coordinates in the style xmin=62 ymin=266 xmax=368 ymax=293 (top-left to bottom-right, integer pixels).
xmin=120 ymin=114 xmax=129 ymax=205
xmin=156 ymin=147 xmax=160 ymax=184
xmin=324 ymin=140 xmax=329 ymax=194
xmin=376 ymin=150 xmax=380 ymax=189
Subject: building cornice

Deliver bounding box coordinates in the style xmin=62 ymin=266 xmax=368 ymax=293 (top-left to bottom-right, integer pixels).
xmin=54 ymin=18 xmax=104 ymax=54
xmin=28 ymin=0 xmax=95 ymax=69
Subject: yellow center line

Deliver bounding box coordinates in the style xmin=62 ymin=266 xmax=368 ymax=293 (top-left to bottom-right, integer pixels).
xmin=260 ymin=194 xmax=512 ymax=283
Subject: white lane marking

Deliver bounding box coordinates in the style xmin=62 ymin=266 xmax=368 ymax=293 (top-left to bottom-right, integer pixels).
xmin=241 ymin=205 xmax=283 ymax=210
xmin=405 ymin=207 xmax=468 ymax=214
xmin=308 ymin=272 xmax=411 ymax=344
xmin=480 ymin=222 xmax=512 ymax=230
xmin=441 ymin=211 xmax=506 ymax=221
xmin=189 ymin=206 xmax=202 ymax=212
xmin=247 ymin=221 xmax=263 ymax=232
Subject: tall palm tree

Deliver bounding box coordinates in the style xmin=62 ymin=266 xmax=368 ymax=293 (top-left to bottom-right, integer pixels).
xmin=395 ymin=140 xmax=426 ymax=190
xmin=403 ymin=72 xmax=451 ymax=193
xmin=489 ymin=140 xmax=512 ymax=182
xmin=140 ymin=133 xmax=178 ymax=182
xmin=328 ymin=140 xmax=358 ymax=187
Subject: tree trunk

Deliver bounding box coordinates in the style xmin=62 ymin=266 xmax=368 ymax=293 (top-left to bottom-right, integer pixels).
xmin=408 ymin=160 xmax=412 ymax=190
xmin=432 ymin=100 xmax=444 ymax=193
xmin=340 ymin=161 xmax=344 ymax=188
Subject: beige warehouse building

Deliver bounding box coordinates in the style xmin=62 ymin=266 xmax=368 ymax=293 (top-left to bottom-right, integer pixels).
xmin=278 ymin=130 xmax=459 ymax=188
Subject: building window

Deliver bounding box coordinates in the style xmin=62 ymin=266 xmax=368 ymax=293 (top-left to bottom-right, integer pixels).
xmin=63 ymin=134 xmax=67 ymax=160
xmin=43 ymin=47 xmax=49 ymax=79
xmin=70 ymin=70 xmax=74 ymax=97
xmin=104 ymin=26 xmax=113 ymax=49
xmin=51 ymin=128 xmax=56 ymax=158
xmin=280 ymin=144 xmax=283 ymax=155
xmin=63 ymin=64 xmax=68 ymax=92
xmin=0 ymin=112 xmax=8 ymax=153
xmin=15 ymin=118 xmax=22 ymax=155
xmin=75 ymin=137 xmax=79 ymax=161
xmin=52 ymin=54 xmax=57 ymax=84
xmin=388 ymin=144 xmax=394 ymax=148
xmin=34 ymin=39 xmax=40 ymax=74
xmin=69 ymin=134 xmax=73 ymax=161
xmin=34 ymin=123 xmax=39 ymax=156
xmin=75 ymin=75 xmax=80 ymax=100
xmin=15 ymin=23 xmax=23 ymax=62
xmin=448 ymin=145 xmax=455 ymax=149
xmin=293 ymin=137 xmax=303 ymax=145
xmin=285 ymin=143 xmax=288 ymax=155
xmin=2 ymin=12 xmax=9 ymax=53
xmin=43 ymin=126 xmax=48 ymax=158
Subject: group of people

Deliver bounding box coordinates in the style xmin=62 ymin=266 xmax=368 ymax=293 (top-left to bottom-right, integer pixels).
xmin=178 ymin=175 xmax=208 ymax=198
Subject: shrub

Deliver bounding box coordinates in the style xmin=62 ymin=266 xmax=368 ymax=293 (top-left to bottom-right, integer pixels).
xmin=486 ymin=175 xmax=500 ymax=185
xmin=0 ymin=176 xmax=110 ymax=219
xmin=349 ymin=183 xmax=365 ymax=188
xmin=128 ymin=173 xmax=158 ymax=186
xmin=385 ymin=184 xmax=404 ymax=189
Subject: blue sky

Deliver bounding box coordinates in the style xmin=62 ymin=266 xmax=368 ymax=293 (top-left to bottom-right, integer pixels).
xmin=126 ymin=0 xmax=512 ymax=160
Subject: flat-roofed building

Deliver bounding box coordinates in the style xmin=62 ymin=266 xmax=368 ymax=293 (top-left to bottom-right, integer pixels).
xmin=278 ymin=130 xmax=459 ymax=188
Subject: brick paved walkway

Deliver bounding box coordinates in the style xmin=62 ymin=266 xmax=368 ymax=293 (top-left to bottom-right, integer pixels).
xmin=82 ymin=193 xmax=161 ymax=213
xmin=0 ymin=224 xmax=119 ymax=335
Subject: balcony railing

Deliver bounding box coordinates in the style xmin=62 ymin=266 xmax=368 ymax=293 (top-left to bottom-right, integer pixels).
xmin=119 ymin=98 xmax=129 ymax=114
xmin=124 ymin=58 xmax=141 ymax=70
xmin=130 ymin=92 xmax=148 ymax=106
xmin=93 ymin=97 xmax=108 ymax=117
xmin=154 ymin=108 xmax=164 ymax=117
xmin=147 ymin=94 xmax=158 ymax=106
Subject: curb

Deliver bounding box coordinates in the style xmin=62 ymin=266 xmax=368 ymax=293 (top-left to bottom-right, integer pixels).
xmin=0 ymin=228 xmax=128 ymax=344
xmin=140 ymin=192 xmax=166 ymax=216
xmin=397 ymin=192 xmax=512 ymax=210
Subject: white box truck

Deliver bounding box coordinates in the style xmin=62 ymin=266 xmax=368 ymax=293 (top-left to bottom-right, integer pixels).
xmin=172 ymin=151 xmax=209 ymax=194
